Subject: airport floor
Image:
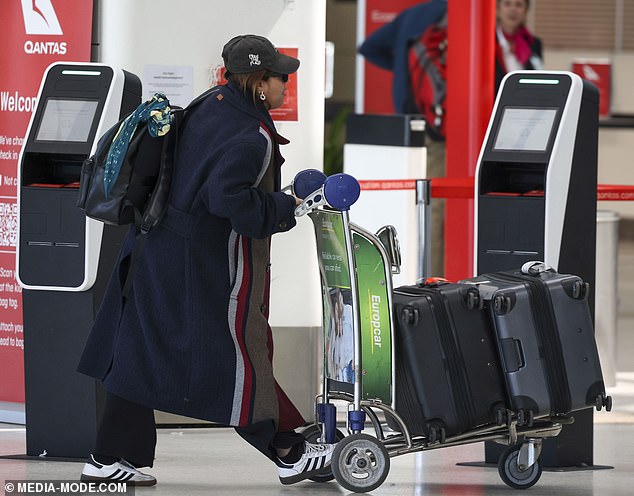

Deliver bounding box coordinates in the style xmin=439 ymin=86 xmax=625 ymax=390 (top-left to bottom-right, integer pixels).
xmin=1 ymin=241 xmax=633 ymax=496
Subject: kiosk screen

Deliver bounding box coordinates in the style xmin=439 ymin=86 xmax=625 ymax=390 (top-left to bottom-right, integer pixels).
xmin=36 ymin=99 xmax=99 ymax=142
xmin=493 ymin=107 xmax=557 ymax=152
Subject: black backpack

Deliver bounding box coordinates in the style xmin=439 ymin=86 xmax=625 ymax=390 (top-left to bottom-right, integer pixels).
xmin=405 ymin=16 xmax=447 ymax=141
xmin=77 ymin=87 xmax=218 ymax=295
xmin=77 ymin=87 xmax=217 ymax=232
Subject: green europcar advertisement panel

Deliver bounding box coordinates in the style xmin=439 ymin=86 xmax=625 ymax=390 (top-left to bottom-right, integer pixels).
xmin=312 ymin=210 xmax=351 ymax=289
xmin=309 ymin=209 xmax=392 ymax=404
xmin=310 ymin=210 xmax=355 ymax=384
xmin=352 ymin=230 xmax=392 ymax=404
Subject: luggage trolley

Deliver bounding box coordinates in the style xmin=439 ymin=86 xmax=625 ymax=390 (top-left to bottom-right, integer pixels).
xmin=292 ymin=169 xmax=564 ymax=493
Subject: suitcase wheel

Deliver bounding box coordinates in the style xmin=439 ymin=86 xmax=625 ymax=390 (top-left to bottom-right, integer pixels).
xmin=494 ymin=406 xmax=508 ymax=426
xmin=427 ymin=425 xmax=438 ymax=443
xmin=516 ymin=409 xmax=535 ymax=427
xmin=517 ymin=410 xmax=526 ymax=426
xmin=493 ymin=295 xmax=513 ymax=315
xmin=505 ymin=409 xmax=515 ymax=428
xmin=401 ymin=306 xmax=419 ymax=325
xmin=572 ymin=281 xmax=589 ymax=300
xmin=426 ymin=423 xmax=446 ymax=444
xmin=464 ymin=288 xmax=483 ymax=310
xmin=595 ymin=393 xmax=613 ymax=412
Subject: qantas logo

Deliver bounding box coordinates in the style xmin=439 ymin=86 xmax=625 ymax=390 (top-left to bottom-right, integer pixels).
xmin=20 ymin=0 xmax=67 ymax=55
xmin=21 ymin=0 xmax=63 ymax=35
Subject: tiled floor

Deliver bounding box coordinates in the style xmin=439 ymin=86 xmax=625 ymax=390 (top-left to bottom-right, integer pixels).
xmin=1 ymin=241 xmax=633 ymax=495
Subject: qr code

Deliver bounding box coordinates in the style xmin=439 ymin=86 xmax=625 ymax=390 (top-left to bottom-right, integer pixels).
xmin=0 ymin=202 xmax=18 ymax=247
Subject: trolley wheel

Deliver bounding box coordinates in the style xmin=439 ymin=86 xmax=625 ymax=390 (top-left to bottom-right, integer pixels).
xmin=300 ymin=424 xmax=346 ymax=483
xmin=605 ymin=395 xmax=613 ymax=412
xmin=331 ymin=433 xmax=390 ymax=493
xmin=498 ymin=445 xmax=543 ymax=490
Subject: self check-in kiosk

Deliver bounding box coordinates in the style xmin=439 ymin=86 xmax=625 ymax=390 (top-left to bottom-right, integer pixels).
xmin=16 ymin=63 xmax=141 ymax=458
xmin=474 ymin=71 xmax=601 ymax=468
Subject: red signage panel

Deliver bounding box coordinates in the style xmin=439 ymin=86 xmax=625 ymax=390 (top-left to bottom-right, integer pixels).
xmin=0 ymin=0 xmax=93 ymax=403
xmin=572 ymin=60 xmax=611 ymax=118
xmin=362 ymin=0 xmax=422 ymax=114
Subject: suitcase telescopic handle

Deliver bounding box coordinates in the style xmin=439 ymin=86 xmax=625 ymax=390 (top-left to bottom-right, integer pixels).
xmin=521 ymin=261 xmax=554 ymax=276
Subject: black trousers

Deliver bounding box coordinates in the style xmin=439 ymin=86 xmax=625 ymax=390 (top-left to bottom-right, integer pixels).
xmin=94 ymin=391 xmax=304 ymax=468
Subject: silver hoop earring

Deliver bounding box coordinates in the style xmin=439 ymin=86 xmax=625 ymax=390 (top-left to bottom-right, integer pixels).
xmin=259 ymin=90 xmax=266 ymax=101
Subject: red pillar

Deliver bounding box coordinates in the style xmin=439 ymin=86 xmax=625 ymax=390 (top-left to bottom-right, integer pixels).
xmin=444 ymin=0 xmax=496 ymax=279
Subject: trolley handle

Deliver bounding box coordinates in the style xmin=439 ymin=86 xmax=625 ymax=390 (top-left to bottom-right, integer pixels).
xmin=292 ymin=170 xmax=361 ymax=216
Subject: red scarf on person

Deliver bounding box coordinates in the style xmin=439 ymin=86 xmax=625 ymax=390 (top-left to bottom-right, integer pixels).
xmin=501 ymin=25 xmax=534 ymax=65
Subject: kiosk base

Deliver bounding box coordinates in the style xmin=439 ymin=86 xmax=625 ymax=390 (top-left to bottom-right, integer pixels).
xmin=459 ymin=410 xmax=614 ymax=471
xmin=457 ymin=461 xmax=614 ymax=472
xmin=0 ymin=454 xmax=87 ymax=463
xmin=22 ymin=225 xmax=127 ymax=459
xmin=23 ymin=289 xmax=106 ymax=459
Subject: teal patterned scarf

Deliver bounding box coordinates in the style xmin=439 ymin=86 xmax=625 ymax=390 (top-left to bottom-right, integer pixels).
xmin=104 ymin=93 xmax=172 ymax=198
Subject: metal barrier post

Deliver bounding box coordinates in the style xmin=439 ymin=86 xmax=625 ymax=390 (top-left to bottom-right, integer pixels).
xmin=416 ymin=179 xmax=432 ymax=281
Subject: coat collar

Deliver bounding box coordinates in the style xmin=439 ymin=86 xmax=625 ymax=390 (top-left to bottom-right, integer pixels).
xmin=220 ymin=82 xmax=290 ymax=145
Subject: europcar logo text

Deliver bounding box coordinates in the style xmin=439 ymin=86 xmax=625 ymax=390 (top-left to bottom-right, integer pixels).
xmin=20 ymin=0 xmax=67 ymax=55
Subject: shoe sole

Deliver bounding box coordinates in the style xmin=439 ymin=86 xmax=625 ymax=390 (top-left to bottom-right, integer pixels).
xmin=80 ymin=474 xmax=157 ymax=487
xmin=279 ymin=466 xmax=330 ymax=485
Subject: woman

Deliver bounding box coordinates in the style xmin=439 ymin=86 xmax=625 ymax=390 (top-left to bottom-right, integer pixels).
xmin=78 ymin=34 xmax=334 ymax=486
xmin=495 ymin=0 xmax=543 ymax=92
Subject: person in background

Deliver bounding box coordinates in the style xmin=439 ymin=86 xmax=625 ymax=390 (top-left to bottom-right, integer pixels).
xmin=495 ymin=0 xmax=543 ymax=91
xmin=358 ymin=0 xmax=448 ymax=276
xmin=358 ymin=0 xmax=447 ymax=115
xmin=77 ymin=34 xmax=334 ymax=487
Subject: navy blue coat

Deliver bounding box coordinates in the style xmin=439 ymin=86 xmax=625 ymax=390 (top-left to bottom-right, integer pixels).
xmin=78 ymin=82 xmax=305 ymax=431
xmin=358 ymin=0 xmax=447 ymax=113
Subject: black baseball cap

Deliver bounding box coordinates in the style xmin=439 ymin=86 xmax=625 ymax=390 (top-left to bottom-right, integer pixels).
xmin=222 ymin=34 xmax=300 ymax=76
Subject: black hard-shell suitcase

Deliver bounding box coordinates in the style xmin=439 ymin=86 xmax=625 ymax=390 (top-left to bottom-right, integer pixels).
xmin=464 ymin=262 xmax=611 ymax=423
xmin=392 ymin=282 xmax=508 ymax=440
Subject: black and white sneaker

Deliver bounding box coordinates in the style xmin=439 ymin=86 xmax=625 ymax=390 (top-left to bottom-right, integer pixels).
xmin=81 ymin=455 xmax=157 ymax=486
xmin=277 ymin=442 xmax=335 ymax=485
